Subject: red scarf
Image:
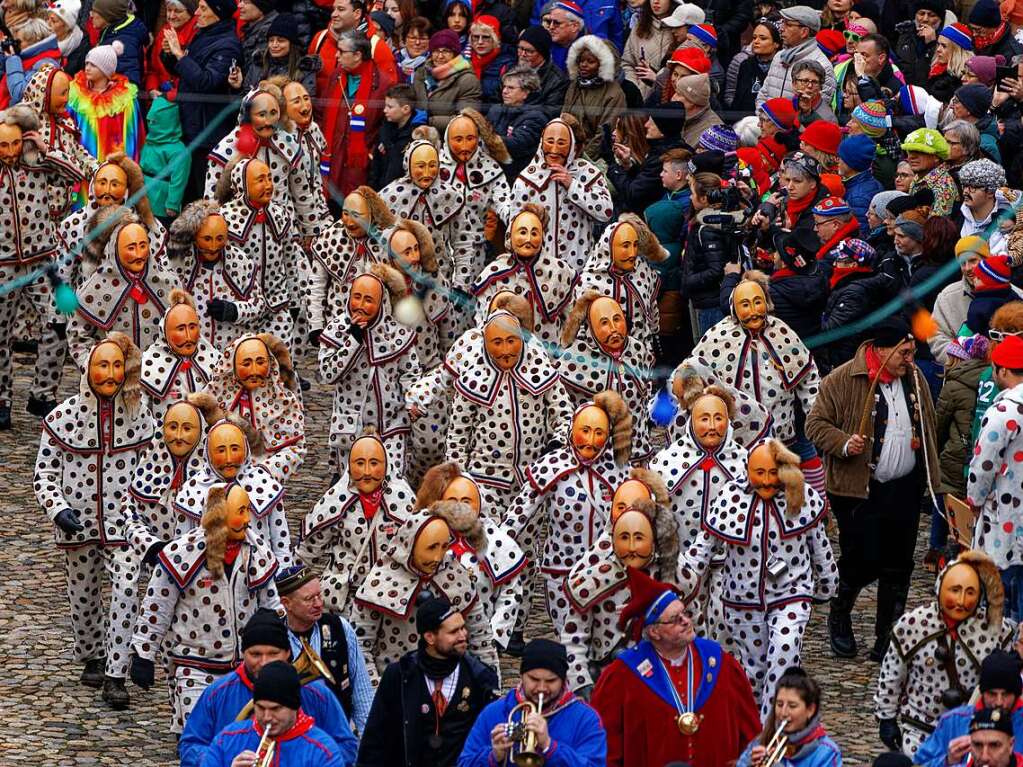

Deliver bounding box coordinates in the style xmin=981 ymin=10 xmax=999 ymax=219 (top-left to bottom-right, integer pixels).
xmin=359 ymin=488 xmax=383 ymax=521
xmin=928 ymin=61 xmax=949 ymax=80
xmin=770 ymin=267 xmax=798 ymax=281
xmin=785 ymin=190 xmax=818 ymax=229
xmin=829 ymin=264 xmax=871 ymax=290
xmin=470 ymin=48 xmax=498 ymax=79
xmin=322 ymin=59 xmax=376 ymax=170
xmin=975 ymin=23 xmax=1008 ymax=51
xmin=815 ymin=217 xmax=861 ymax=261
xmin=865 ymin=343 xmax=897 ymax=384
xmin=224 ymin=540 xmax=241 ymax=567
xmin=255 ymin=710 xmax=316 ymax=743
xmin=451 ymin=534 xmax=474 ymax=558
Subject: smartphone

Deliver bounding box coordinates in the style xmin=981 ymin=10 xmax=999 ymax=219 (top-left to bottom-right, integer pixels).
xmin=997 ymin=64 xmax=1016 ymax=92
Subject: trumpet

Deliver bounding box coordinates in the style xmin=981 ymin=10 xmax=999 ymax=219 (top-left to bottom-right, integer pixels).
xmin=236 ymin=639 xmax=335 ymax=722
xmin=504 ymin=693 xmax=545 ymax=767
xmin=253 ymin=724 xmax=276 ymax=767
xmin=760 ymin=719 xmax=790 ymax=767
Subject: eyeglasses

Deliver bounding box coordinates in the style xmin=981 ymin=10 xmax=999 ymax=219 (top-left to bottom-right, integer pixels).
xmin=843 ymin=30 xmax=861 ymax=42
xmin=793 ymin=77 xmax=820 ymax=87
xmin=655 ymin=611 xmax=696 ymax=625
xmin=542 ymin=17 xmax=565 ymax=27
xmin=895 ymin=171 xmax=914 ymax=178
xmin=517 ymin=44 xmax=538 ymax=55
xmin=990 ymin=329 xmax=1023 ymax=342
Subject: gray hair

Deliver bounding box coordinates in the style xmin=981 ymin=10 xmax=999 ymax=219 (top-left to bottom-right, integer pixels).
xmin=792 ymin=59 xmax=826 ymax=84
xmin=15 ymin=17 xmax=51 ymax=45
xmin=339 ymin=29 xmax=372 ymax=61
xmin=0 ymin=104 xmax=41 ymax=131
xmin=501 ymin=64 xmax=541 ymax=93
xmin=780 ymin=160 xmax=814 ymax=182
xmin=943 ymin=119 xmax=980 ymax=157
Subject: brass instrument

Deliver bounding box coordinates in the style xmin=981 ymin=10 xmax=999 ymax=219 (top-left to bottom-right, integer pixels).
xmin=253 ymin=724 xmax=276 ymax=767
xmin=235 ymin=638 xmax=336 ymax=721
xmin=760 ymin=719 xmax=790 ymax=767
xmin=504 ymin=693 xmax=545 ymax=767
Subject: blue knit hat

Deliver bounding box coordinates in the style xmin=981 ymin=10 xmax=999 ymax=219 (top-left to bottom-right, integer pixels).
xmin=939 ymin=23 xmax=974 ymax=51
xmin=698 ymin=125 xmax=739 ymax=153
xmin=831 ymin=238 xmax=876 ymax=266
xmin=837 ymin=134 xmax=876 ymax=172
xmin=689 ymin=23 xmax=718 ymax=48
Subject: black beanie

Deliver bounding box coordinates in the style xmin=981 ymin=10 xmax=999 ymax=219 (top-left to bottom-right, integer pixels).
xmin=955 ymin=83 xmax=994 ymax=118
xmin=980 ymin=650 xmax=1023 ymax=696
xmin=650 ymin=102 xmax=687 ymax=141
xmin=268 ymin=13 xmax=299 ymax=43
xmin=913 ymin=0 xmax=945 ymax=18
xmin=252 ymin=0 xmax=277 ymax=12
xmin=519 ymin=26 xmax=552 ymax=60
xmin=242 ymin=608 xmax=290 ymax=651
xmin=870 ymin=315 xmax=913 ymax=348
xmin=521 ymin=638 xmax=569 ymax=679
xmin=253 ymin=660 xmax=301 ymax=710
xmin=969 ymin=0 xmax=1003 ymax=29
xmin=205 ymin=0 xmax=239 ymax=21
xmin=416 ymin=596 xmax=458 ymax=634
xmin=971 ymin=706 xmax=1016 ymax=735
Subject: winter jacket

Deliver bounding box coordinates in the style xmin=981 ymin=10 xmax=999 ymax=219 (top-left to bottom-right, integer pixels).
xmin=916 ymin=703 xmax=1023 ymax=767
xmin=727 ymin=51 xmax=773 ymax=114
xmin=563 ymin=35 xmax=625 ymax=150
xmin=239 ymin=11 xmax=278 ymax=71
xmin=358 ymin=650 xmax=498 ymax=767
xmin=699 ymin=0 xmax=753 ymax=64
xmin=681 ymin=106 xmax=724 ymax=151
xmin=204 ymin=718 xmax=347 ymax=767
xmin=719 ymin=267 xmax=829 ymax=342
xmin=682 ymin=208 xmax=743 ymax=310
xmin=165 ymin=19 xmax=242 ymax=152
xmin=139 ymin=96 xmax=190 ymax=217
xmin=894 ymin=28 xmax=936 ymax=87
xmin=976 ymin=114 xmax=1002 ymax=164
xmin=530 ymin=0 xmax=623 ymax=50
xmin=935 ymin=357 xmax=986 ymax=497
xmin=606 ymin=135 xmax=681 ymax=215
xmin=144 ymin=18 xmax=197 ymax=97
xmin=644 ymin=189 xmax=689 ymax=292
xmin=929 ymin=277 xmax=973 ymax=363
xmin=843 ymin=170 xmax=884 ymax=237
xmin=757 ymin=37 xmax=837 ymax=108
xmin=477 ymin=46 xmax=515 ymax=104
xmin=535 ymin=59 xmax=570 ymax=120
xmin=819 ymin=271 xmax=895 ymax=371
xmin=241 ymin=51 xmax=320 ymax=96
xmin=621 ymin=21 xmax=675 ymax=99
xmin=486 ymin=99 xmax=547 ymax=180
xmin=926 ymin=70 xmax=962 ymax=105
xmin=98 ymin=14 xmax=149 ymax=86
xmin=280 ymin=0 xmax=331 ymax=49
xmin=368 ymin=115 xmax=420 ymax=190
xmin=0 ymin=35 xmax=61 ymax=107
xmin=413 ymin=59 xmax=482 ymax=132
xmin=59 ymin=29 xmax=90 ymax=76
xmin=961 ymin=191 xmax=1013 ymax=254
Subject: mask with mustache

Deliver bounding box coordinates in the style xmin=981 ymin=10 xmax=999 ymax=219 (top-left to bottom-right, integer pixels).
xmin=691 ymin=394 xmax=729 ymax=450
xmin=234 ymin=338 xmax=271 ymax=392
xmin=588 ymin=296 xmax=628 ymax=354
xmin=349 ymin=436 xmax=387 ymax=494
xmin=733 ymin=280 xmax=769 ymax=332
xmin=163 ymin=402 xmax=202 ymax=458
xmin=207 ymin=422 xmax=248 ymax=480
xmin=748 ymin=443 xmax=781 ymax=501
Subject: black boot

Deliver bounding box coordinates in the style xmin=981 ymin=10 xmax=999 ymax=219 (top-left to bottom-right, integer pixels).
xmin=0 ymin=403 xmax=10 ymax=431
xmin=503 ymin=631 xmax=525 ymax=657
xmin=12 ymin=339 xmax=37 ymax=355
xmin=102 ymin=676 xmax=130 ymax=709
xmin=80 ymin=658 xmax=106 ymax=688
xmin=26 ymin=395 xmax=57 ymax=417
xmin=870 ymin=579 xmax=909 ymax=662
xmin=299 ymin=375 xmax=311 ymax=392
xmin=828 ymin=581 xmax=859 ymax=658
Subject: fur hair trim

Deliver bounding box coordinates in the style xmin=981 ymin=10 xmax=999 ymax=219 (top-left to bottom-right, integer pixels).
xmin=354 ymin=185 xmax=397 ymax=229
xmin=757 ymin=439 xmax=804 ymax=514
xmin=737 ymin=269 xmax=775 ymax=312
xmin=457 ymin=108 xmax=510 ymax=164
xmin=683 ymin=383 xmax=736 ymax=419
xmin=672 ymin=362 xmax=705 ymax=404
xmin=555 ymin=112 xmax=586 ymax=153
xmin=429 ymin=499 xmax=487 ymax=551
xmin=411 ymin=124 xmax=441 ymax=149
xmin=391 ymin=218 xmax=437 ymax=273
xmin=255 ymin=79 xmax=293 ymax=132
xmin=168 ymin=200 xmax=221 ymax=261
xmin=202 ymin=485 xmax=229 ymax=578
xmin=952 ymin=549 xmax=1005 ymax=627
xmin=84 ymin=205 xmax=139 ymax=265
xmin=0 ymin=103 xmax=41 ymax=131
xmin=414 ymin=461 xmax=463 ymax=510
xmin=512 ymin=201 xmax=549 ymax=231
xmin=628 ymin=497 xmax=680 ymax=586
xmin=369 ymin=262 xmax=409 ymax=302
xmin=256 ymin=333 xmax=298 ymax=393
xmin=187 ymin=391 xmax=226 ymax=426
xmin=224 ymin=411 xmax=266 ymax=456
xmin=489 ymin=291 xmax=534 ymax=333
xmin=566 ymin=35 xmax=617 ymax=82
xmin=215 ymin=155 xmax=245 ymax=204
xmin=102 ymin=331 xmax=142 ymax=415
xmin=629 ymin=466 xmax=669 ymax=506
xmin=105 ymin=151 xmax=155 ymax=228
xmin=592 ymin=389 xmax=633 ymax=466
xmin=168 ymin=288 xmax=197 ymax=311
xmin=618 ymin=213 xmax=668 ymax=263
xmin=561 ymin=289 xmax=601 ymax=346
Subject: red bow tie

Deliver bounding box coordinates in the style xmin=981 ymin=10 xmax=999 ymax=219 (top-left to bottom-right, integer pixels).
xmin=129 ymin=282 xmax=148 ymax=304
xmin=253 ymin=209 xmax=266 ymax=224
xmin=455 ymin=164 xmax=467 ymax=183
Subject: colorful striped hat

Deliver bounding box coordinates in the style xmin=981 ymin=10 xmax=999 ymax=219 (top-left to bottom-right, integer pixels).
xmin=699 ymin=124 xmax=739 ymax=153
xmin=689 ymin=23 xmax=718 ymax=48
xmin=939 ymin=22 xmax=974 ymax=50
xmin=554 ymin=0 xmax=584 ymax=19
xmin=975 ymin=255 xmax=1012 ymax=291
xmin=812 ymin=196 xmax=851 ymax=217
xmin=831 ymin=238 xmax=877 ymax=265
xmin=851 ymin=100 xmax=889 ymax=138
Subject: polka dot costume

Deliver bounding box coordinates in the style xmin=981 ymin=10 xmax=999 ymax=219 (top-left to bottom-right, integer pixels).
xmin=57 ymin=202 xmax=168 ymax=288
xmin=141 ymin=337 xmax=218 ymax=420
xmin=307 ymin=223 xmax=390 ymax=333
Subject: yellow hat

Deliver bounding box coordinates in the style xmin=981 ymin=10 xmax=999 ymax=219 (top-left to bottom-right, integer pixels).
xmin=955 ymin=235 xmax=990 ymax=260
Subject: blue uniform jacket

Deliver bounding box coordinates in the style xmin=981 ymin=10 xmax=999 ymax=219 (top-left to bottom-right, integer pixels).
xmin=202 ymin=716 xmax=348 ymax=766
xmin=916 ymin=703 xmax=1023 ymax=767
xmin=179 ymin=666 xmax=357 ymax=767
xmin=457 ymin=688 xmax=607 ymax=767
xmin=736 ymin=733 xmax=842 ymax=767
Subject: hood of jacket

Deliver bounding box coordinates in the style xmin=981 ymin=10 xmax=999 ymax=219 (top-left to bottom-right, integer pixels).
xmin=566 ymin=34 xmax=617 ymax=81
xmin=145 ymin=95 xmax=183 ymax=144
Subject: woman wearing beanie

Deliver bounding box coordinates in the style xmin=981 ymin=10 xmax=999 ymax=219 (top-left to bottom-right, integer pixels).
xmin=848 ymin=99 xmax=900 ymax=188
xmin=413 ymin=29 xmax=482 ymax=131
xmin=88 ymin=0 xmax=149 ymax=86
xmin=144 ymin=0 xmax=198 ymax=100
xmin=800 ymin=120 xmax=845 ymax=197
xmin=928 ymin=23 xmax=974 ymax=103
xmin=67 ymin=43 xmax=143 ymax=162
xmin=47 ymin=0 xmax=89 ymax=75
xmin=820 ymin=238 xmax=892 ymax=370
xmin=240 ymin=13 xmax=320 ymax=95
xmin=563 ymin=35 xmax=625 ymax=153
xmin=468 ymin=15 xmax=514 ymax=105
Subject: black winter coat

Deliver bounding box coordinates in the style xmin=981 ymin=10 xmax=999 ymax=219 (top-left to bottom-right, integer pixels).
xmin=728 ymin=54 xmax=771 ymax=114
xmin=536 ymin=60 xmax=569 ymax=120
xmin=356 ymin=651 xmax=498 ymax=767
xmin=820 ymin=271 xmax=895 ymax=371
xmin=369 ymin=116 xmax=419 ymax=189
xmin=683 ymin=208 xmax=744 ymax=310
xmin=605 ymin=136 xmax=683 ymax=215
xmin=487 ymin=99 xmax=548 ymax=180
xmin=698 ymin=0 xmax=752 ymax=63
xmin=164 ymin=19 xmax=243 ymax=151
xmin=719 ymin=267 xmax=829 ymax=341
xmin=894 ymin=29 xmax=936 ymax=88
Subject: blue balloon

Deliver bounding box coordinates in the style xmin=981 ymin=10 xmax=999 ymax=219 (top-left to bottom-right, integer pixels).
xmin=650 ymin=388 xmax=678 ymax=427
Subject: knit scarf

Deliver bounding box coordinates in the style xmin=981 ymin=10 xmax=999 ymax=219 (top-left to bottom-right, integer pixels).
xmin=470 ymin=47 xmax=499 ymax=79
xmin=398 ymin=48 xmax=428 ymax=81
xmin=323 ymin=59 xmax=376 ymax=170
xmin=426 ymin=55 xmax=471 ymax=91
xmin=975 ymin=23 xmax=1008 ymax=51
xmin=576 ymin=74 xmax=606 ymax=88
xmin=785 ymin=189 xmax=817 ymax=229
xmin=58 ymin=26 xmax=84 ymax=58
xmin=865 ymin=343 xmax=897 ymax=384
xmin=928 ymin=60 xmax=948 ymax=80
xmin=829 ymin=264 xmax=871 ymax=289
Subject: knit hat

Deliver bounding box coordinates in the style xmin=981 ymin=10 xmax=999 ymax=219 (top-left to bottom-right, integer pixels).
xmin=268 ymin=13 xmax=300 ymax=43
xmin=689 ymin=23 xmax=718 ymax=48
xmin=812 ymin=196 xmax=851 ymax=217
xmin=946 ymin=333 xmax=990 ymax=361
xmin=901 ymin=127 xmax=949 ymax=159
xmin=521 ymin=638 xmax=569 ymax=679
xmin=241 ymin=608 xmax=290 ymax=651
xmin=894 ymin=214 xmax=924 ymax=242
xmin=971 ymin=707 xmax=1016 ymax=736
xmin=914 ymin=0 xmax=945 ymax=16
xmin=205 ymin=0 xmax=239 ymax=20
xmin=870 ymin=190 xmax=907 ymax=220
xmin=167 ymin=0 xmax=200 ymax=12
xmin=967 ymin=55 xmax=1004 ymax=86
xmin=430 ymin=29 xmax=461 ymax=53
xmin=553 ymin=0 xmax=584 ymax=21
xmin=970 ymin=0 xmax=1004 ymax=28
xmin=784 ymin=151 xmax=822 ymax=179
xmin=851 ymin=100 xmax=890 ymax=138
xmin=252 ymin=661 xmax=302 ymax=710
xmin=975 ymin=254 xmax=1013 ymax=291
xmin=939 ymin=23 xmax=974 ymax=51
xmin=870 ymin=315 xmax=914 ymax=347
xmin=979 ymin=650 xmax=1023 ymax=695
xmin=780 ymin=5 xmax=821 ymax=32
xmin=801 ymin=120 xmax=842 ymax=155
xmin=760 ymin=97 xmax=798 ymax=130
xmin=667 ymin=47 xmax=711 ymax=76
xmin=85 ymin=45 xmax=119 ymax=78
xmin=887 ymin=189 xmax=931 ymax=217
xmin=275 ymin=564 xmax=316 ymax=596
xmin=698 ymin=124 xmax=738 ymax=153
xmin=416 ymin=595 xmax=459 ymax=634
xmin=676 ymin=74 xmax=710 ymax=107
xmin=838 ymin=134 xmax=876 ymax=172
xmin=960 ymin=158 xmax=1007 ymax=190
xmin=91 ymin=0 xmax=130 ymax=23
xmin=519 ymin=26 xmax=552 ymax=59
xmin=649 ymin=102 xmax=687 ymax=138
xmin=816 ymin=28 xmax=846 ymax=59
xmin=898 ymin=85 xmax=931 ymax=116
xmin=955 ymin=83 xmax=994 ymax=118
xmin=852 ymin=1 xmax=880 ymax=22
xmin=831 ymin=237 xmax=877 ymax=265
xmin=48 ymin=0 xmax=82 ymax=30
xmin=956 ymin=234 xmax=991 ymax=260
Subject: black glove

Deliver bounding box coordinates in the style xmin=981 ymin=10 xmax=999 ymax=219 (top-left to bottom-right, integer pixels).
xmin=308 ymin=329 xmax=322 ymax=346
xmin=54 ymin=508 xmax=84 ymax=534
xmin=130 ymin=654 xmax=155 ymax=690
xmin=51 ymin=322 xmax=67 ymax=341
xmin=348 ymin=323 xmax=364 ymax=342
xmin=143 ymin=540 xmax=167 ymax=567
xmin=289 ymin=306 xmax=301 ymax=321
xmin=879 ymin=718 xmax=902 ymax=752
xmin=208 ymin=298 xmax=239 ymax=323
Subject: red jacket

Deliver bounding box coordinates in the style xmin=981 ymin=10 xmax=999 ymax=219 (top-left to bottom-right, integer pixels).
xmin=309 ymin=19 xmax=398 ymax=122
xmin=144 ymin=17 xmax=198 ymax=98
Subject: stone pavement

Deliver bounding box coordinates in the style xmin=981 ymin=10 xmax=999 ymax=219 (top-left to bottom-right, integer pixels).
xmin=0 ymin=352 xmax=937 ymax=766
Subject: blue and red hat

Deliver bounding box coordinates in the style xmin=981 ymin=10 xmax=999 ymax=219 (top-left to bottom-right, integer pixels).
xmin=553 ymin=0 xmax=584 ymax=20
xmin=831 ymin=238 xmax=877 ymax=265
xmin=689 ymin=23 xmax=718 ymax=48
xmin=760 ymin=97 xmax=798 ymax=130
xmin=975 ymin=254 xmax=1012 ymax=292
xmin=939 ymin=22 xmax=974 ymax=51
xmin=812 ymin=196 xmax=851 ymax=217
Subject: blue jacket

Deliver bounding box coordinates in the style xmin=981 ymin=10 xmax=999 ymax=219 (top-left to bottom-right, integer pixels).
xmin=843 ymin=170 xmax=883 ymax=238
xmin=736 ymin=731 xmax=842 ymax=767
xmin=916 ymin=703 xmax=1023 ymax=767
xmin=179 ymin=666 xmax=357 ymax=767
xmin=99 ymin=15 xmax=150 ymax=87
xmin=2 ymin=35 xmax=61 ymax=105
xmin=530 ymin=0 xmax=623 ymax=50
xmin=202 ymin=716 xmax=348 ymax=766
xmin=457 ymin=689 xmax=607 ymax=767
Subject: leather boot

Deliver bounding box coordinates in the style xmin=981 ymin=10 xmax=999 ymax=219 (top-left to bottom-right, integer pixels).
xmin=870 ymin=577 xmax=903 ymax=662
xmin=80 ymin=658 xmax=106 ymax=688
xmin=102 ymin=676 xmax=130 ymax=709
xmin=26 ymin=395 xmax=57 ymax=417
xmin=828 ymin=581 xmax=859 ymax=658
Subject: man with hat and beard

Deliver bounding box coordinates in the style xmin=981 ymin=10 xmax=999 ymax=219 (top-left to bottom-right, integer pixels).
xmin=460 ymin=638 xmax=607 ymax=766
xmin=806 ymin=315 xmax=940 ymax=663
xmin=358 ymin=596 xmax=498 ymax=767
xmin=179 ymin=608 xmax=356 ymax=767
xmin=203 ymin=661 xmax=351 ymax=766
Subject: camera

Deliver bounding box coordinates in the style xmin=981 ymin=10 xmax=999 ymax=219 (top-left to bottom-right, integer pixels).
xmin=757 ymin=189 xmax=788 ymax=222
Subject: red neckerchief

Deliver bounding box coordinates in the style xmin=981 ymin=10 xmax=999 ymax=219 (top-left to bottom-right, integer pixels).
xmin=785 ymin=190 xmax=818 ymax=229
xmin=170 ymin=456 xmax=187 ymax=490
xmin=455 ymin=163 xmax=468 ymax=183
xmin=470 ymin=47 xmax=499 ymax=79
xmin=865 ymin=344 xmax=897 ymax=385
xmin=770 ymin=267 xmax=797 ymax=281
xmin=224 ymin=540 xmax=241 ymax=567
xmin=359 ymin=488 xmax=383 ymax=521
xmin=942 ymin=613 xmax=962 ymax=640
xmin=829 ymin=264 xmax=871 ymax=290
xmin=355 ymin=238 xmax=368 ymax=258
xmin=251 ymin=202 xmax=267 ymax=224
xmin=451 ymin=533 xmax=474 ymax=558
xmin=179 ymin=357 xmax=192 ymax=373
xmin=815 ymin=217 xmax=860 ymax=261
xmin=237 ymin=663 xmax=255 ymax=689
xmin=254 ymin=710 xmax=315 ymax=743
xmin=99 ymin=398 xmax=114 ymax=446
xmin=975 ymin=23 xmax=1008 ymax=51
xmin=929 ymin=61 xmax=948 ymax=79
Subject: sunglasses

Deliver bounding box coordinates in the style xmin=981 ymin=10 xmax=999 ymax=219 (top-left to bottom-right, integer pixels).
xmin=843 ymin=29 xmax=861 ymax=42
xmin=990 ymin=329 xmax=1023 ymax=342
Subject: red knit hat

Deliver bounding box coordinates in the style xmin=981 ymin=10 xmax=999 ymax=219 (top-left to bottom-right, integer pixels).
xmin=760 ymin=97 xmax=798 ymax=130
xmin=993 ymin=334 xmax=1023 ymax=367
xmin=974 ymin=254 xmax=1012 ymax=292
xmin=816 ymin=28 xmax=846 ymax=59
xmin=617 ymin=567 xmax=684 ymax=639
xmin=472 ymin=14 xmax=501 ymax=39
xmin=801 ymin=120 xmax=843 ymax=156
xmin=668 ymin=46 xmax=712 ymax=74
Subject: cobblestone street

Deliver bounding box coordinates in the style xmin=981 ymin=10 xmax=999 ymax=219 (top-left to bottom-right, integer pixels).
xmin=0 ymin=353 xmax=935 ymax=765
